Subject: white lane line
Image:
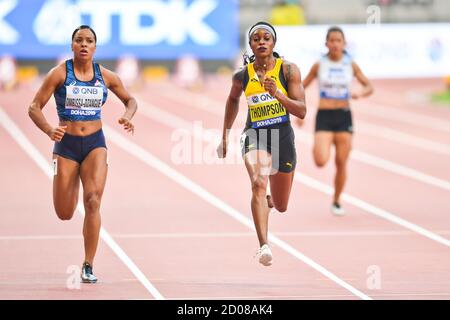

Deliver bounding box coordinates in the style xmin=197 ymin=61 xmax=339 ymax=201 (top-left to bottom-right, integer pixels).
xmin=350 ymin=150 xmax=450 ymax=191
xmin=294 ymin=131 xmax=450 ymax=192
xmin=156 ymin=82 xmax=450 ymax=140
xmin=148 ymin=89 xmax=450 ymax=192
xmin=296 ymin=103 xmax=450 ymax=156
xmin=103 ymin=124 xmax=372 ymax=300
xmin=0 ymin=107 xmax=164 ymax=300
xmin=135 ymin=99 xmax=450 ymax=248
xmin=356 ymin=121 xmax=450 ymax=156
xmin=297 ymin=173 xmax=450 ymax=248
xmin=3 ymin=230 xmax=450 ymax=240
xmin=354 ymin=100 xmax=450 ymax=134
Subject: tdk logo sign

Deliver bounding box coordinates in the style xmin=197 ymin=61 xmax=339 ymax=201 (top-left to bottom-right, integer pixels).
xmin=2 ymin=0 xmax=220 ymax=46
xmin=0 ymin=0 xmax=238 ymax=59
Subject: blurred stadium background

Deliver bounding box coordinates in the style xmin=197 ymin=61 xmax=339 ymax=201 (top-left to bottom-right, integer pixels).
xmin=0 ymin=0 xmax=449 ymax=97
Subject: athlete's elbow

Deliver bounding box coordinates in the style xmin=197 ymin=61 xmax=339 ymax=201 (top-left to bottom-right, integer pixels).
xmin=227 ymin=96 xmax=240 ymax=106
xmin=28 ymin=104 xmax=38 ymax=119
xmin=126 ymin=97 xmax=137 ymax=108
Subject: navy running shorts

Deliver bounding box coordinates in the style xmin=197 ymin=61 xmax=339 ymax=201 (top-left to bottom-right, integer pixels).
xmin=53 ymin=129 xmax=107 ymax=164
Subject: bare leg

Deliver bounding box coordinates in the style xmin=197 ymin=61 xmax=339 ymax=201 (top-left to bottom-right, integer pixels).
xmin=333 ymin=132 xmax=352 ymax=204
xmin=313 ymin=131 xmax=334 ymax=167
xmin=269 ymin=170 xmax=295 ymax=213
xmin=80 ymin=148 xmax=108 ymax=266
xmin=52 ymin=155 xmax=80 ymax=220
xmin=244 ymin=150 xmax=272 ymax=247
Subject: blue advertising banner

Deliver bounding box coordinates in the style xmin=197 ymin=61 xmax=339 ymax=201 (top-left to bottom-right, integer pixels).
xmin=0 ymin=0 xmax=239 ymax=59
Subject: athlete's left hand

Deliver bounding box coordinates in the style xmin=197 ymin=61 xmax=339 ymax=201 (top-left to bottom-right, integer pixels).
xmin=118 ymin=117 xmax=134 ymax=135
xmin=263 ymin=77 xmax=278 ymax=96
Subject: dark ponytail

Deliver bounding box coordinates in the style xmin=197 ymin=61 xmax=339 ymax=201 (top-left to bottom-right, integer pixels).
xmin=243 ymin=53 xmax=254 ymax=66
xmin=243 ymin=52 xmax=281 ymax=66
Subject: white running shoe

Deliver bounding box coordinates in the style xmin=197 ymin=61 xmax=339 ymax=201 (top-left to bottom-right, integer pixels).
xmin=81 ymin=262 xmax=98 ymax=283
xmin=256 ymin=244 xmax=273 ymax=266
xmin=331 ymin=202 xmax=345 ymax=216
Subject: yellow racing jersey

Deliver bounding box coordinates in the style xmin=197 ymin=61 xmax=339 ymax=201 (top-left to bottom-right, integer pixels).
xmin=243 ymin=58 xmax=290 ymax=129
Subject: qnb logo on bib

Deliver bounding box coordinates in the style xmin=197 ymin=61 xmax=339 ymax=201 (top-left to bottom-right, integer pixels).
xmin=65 ymin=85 xmax=103 ymax=110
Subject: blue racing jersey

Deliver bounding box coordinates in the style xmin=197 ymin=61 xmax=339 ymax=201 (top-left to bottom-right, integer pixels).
xmin=54 ymin=59 xmax=108 ymax=121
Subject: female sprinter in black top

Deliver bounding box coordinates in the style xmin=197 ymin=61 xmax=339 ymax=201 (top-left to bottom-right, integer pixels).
xmin=217 ymin=22 xmax=306 ymax=266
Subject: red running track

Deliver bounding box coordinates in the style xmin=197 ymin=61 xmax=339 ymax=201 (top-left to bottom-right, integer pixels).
xmin=0 ymin=76 xmax=449 ymax=300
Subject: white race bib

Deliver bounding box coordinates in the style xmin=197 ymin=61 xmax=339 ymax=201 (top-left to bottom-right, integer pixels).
xmin=65 ymin=85 xmax=103 ymax=110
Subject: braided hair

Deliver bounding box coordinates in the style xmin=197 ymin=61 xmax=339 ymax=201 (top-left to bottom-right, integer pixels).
xmin=243 ymin=52 xmax=281 ymax=66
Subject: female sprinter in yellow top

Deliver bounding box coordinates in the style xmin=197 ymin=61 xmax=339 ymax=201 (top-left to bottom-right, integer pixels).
xmin=217 ymin=22 xmax=306 ymax=266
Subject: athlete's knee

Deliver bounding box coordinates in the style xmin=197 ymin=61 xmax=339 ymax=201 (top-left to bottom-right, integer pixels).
xmin=251 ymin=174 xmax=268 ymax=195
xmin=335 ymin=156 xmax=348 ymax=169
xmin=55 ymin=208 xmax=75 ymax=221
xmin=275 ymin=203 xmax=288 ymax=213
xmin=272 ymin=196 xmax=289 ymax=212
xmin=84 ymin=191 xmax=101 ymax=213
xmin=314 ymin=155 xmax=328 ymax=167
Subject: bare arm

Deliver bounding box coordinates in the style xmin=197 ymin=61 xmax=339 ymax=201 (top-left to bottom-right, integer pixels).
xmin=28 ymin=64 xmax=67 ymax=141
xmin=217 ymin=68 xmax=244 ymax=158
xmin=264 ymin=61 xmax=307 ymax=119
xmin=101 ymin=66 xmax=137 ymax=134
xmin=302 ymin=62 xmax=319 ymax=89
xmin=352 ymin=62 xmax=373 ymax=99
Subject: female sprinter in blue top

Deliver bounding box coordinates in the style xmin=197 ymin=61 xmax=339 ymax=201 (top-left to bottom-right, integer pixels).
xmin=28 ymin=25 xmax=137 ymax=283
xmin=302 ymin=26 xmax=373 ymax=216
xmin=217 ymin=22 xmax=306 ymax=266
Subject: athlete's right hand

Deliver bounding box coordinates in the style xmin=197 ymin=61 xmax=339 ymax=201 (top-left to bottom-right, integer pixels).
xmin=47 ymin=125 xmax=67 ymax=142
xmin=217 ymin=139 xmax=227 ymax=158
